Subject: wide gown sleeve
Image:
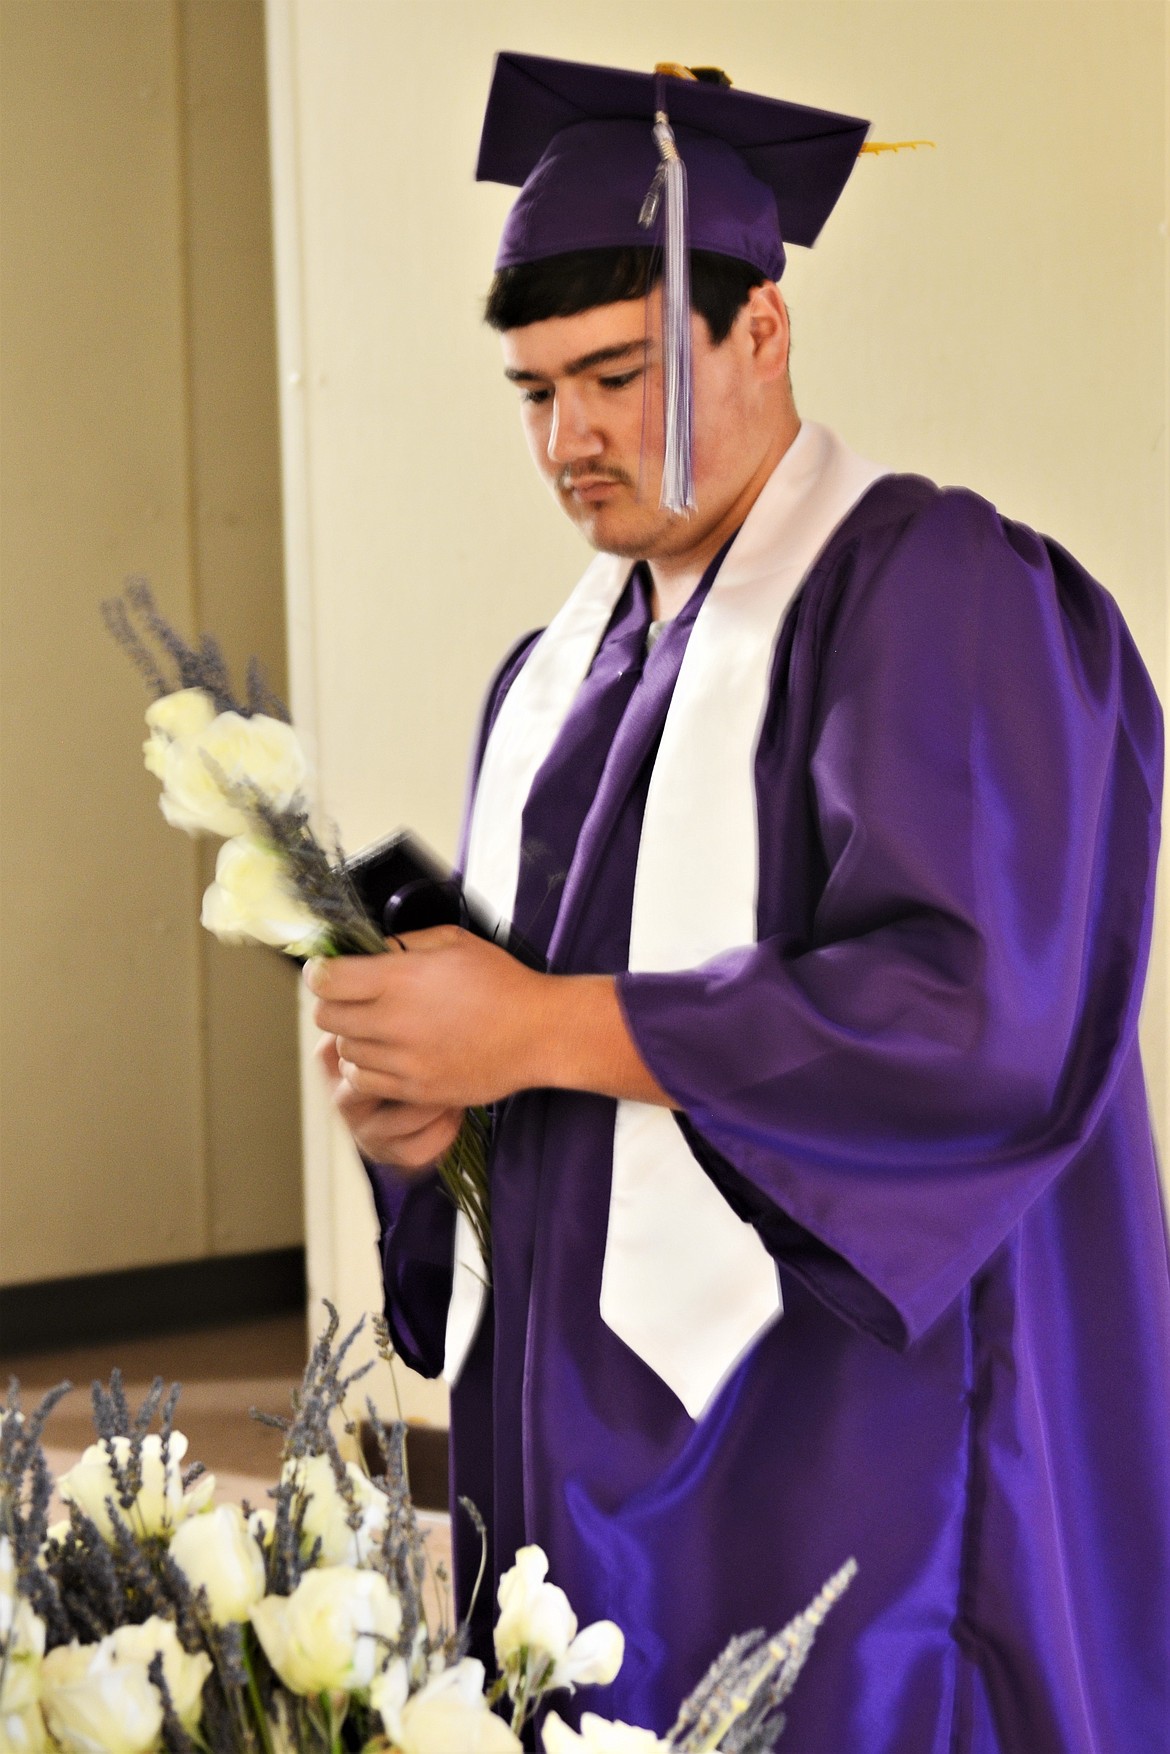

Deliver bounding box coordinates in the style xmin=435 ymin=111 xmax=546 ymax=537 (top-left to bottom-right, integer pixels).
xmin=617 ymin=489 xmax=1163 ymax=1349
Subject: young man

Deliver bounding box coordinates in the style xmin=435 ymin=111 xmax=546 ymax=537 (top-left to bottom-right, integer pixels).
xmin=307 ymin=54 xmax=1170 ymax=1752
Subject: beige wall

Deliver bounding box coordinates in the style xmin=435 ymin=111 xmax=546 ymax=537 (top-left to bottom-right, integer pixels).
xmin=266 ymin=0 xmax=1167 ymax=1424
xmin=0 ymin=0 xmax=302 ymax=1286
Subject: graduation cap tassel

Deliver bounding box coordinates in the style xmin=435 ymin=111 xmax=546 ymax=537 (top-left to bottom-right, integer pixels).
xmin=640 ymin=109 xmax=695 ymax=515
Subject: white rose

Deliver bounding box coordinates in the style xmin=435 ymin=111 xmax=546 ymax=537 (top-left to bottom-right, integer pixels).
xmin=169 ymin=1505 xmax=267 ymax=1625
xmin=250 ymin=1566 xmax=401 ymax=1695
xmin=541 ymin=1713 xmax=675 ymax=1754
xmin=57 ymin=1434 xmax=215 ymax=1543
xmin=106 ymin=1620 xmax=210 ymax=1732
xmin=156 ymin=710 xmax=306 ymax=838
xmin=494 ymin=1547 xmax=576 ymax=1689
xmin=142 ymin=690 xmax=217 ymax=780
xmin=282 ymin=1454 xmax=389 ymax=1567
xmin=0 ymin=1701 xmax=51 ymax=1751
xmin=370 ymin=1657 xmax=521 ymax=1754
xmin=494 ymin=1548 xmax=622 ymax=1700
xmin=41 ymin=1641 xmax=163 ymax=1754
xmin=201 ymin=836 xmax=325 ymax=954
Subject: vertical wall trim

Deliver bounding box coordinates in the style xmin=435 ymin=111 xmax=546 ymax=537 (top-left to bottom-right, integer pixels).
xmin=263 ymin=0 xmax=336 ymax=1322
xmin=168 ymin=0 xmax=213 ymax=1256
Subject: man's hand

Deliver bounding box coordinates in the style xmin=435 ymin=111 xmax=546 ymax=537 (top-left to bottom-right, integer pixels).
xmin=307 ymin=927 xmax=552 ymax=1109
xmin=306 ymin=924 xmax=674 ymax=1119
xmin=315 ymin=1032 xmax=464 ymax=1170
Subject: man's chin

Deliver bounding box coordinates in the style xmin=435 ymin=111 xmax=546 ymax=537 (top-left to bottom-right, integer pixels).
xmin=565 ymin=501 xmax=673 ymax=560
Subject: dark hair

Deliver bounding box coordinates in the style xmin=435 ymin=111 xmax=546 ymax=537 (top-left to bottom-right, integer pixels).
xmin=484 ymin=248 xmax=766 ymax=344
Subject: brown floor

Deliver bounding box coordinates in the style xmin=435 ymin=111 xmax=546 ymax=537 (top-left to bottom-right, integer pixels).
xmin=1 ymin=1312 xmax=309 ymax=1486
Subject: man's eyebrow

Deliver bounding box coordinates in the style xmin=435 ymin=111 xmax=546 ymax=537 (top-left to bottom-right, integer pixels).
xmin=504 ymin=340 xmax=648 ymax=383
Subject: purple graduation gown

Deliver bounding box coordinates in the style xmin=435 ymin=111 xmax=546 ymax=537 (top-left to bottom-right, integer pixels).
xmin=367 ymin=474 xmax=1170 ymax=1753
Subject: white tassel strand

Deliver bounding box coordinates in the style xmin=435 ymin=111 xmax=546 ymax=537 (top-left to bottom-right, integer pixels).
xmin=639 ymin=110 xmax=695 ymax=515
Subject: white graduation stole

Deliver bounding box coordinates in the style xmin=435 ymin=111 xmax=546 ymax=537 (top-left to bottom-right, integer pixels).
xmin=446 ymin=423 xmax=889 ymax=1419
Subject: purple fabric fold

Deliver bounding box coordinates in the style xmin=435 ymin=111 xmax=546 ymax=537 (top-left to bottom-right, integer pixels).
xmin=369 ymin=473 xmax=1170 ymax=1752
xmin=618 ymin=490 xmax=1162 ymax=1348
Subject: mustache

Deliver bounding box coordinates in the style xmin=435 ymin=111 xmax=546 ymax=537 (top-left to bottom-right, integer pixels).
xmin=556 ymin=463 xmax=635 ymax=493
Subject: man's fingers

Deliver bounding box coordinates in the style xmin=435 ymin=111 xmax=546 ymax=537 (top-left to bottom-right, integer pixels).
xmin=338 ymin=1063 xmax=413 ymax=1102
xmin=341 ymin=1096 xmax=453 ymax=1140
xmin=335 ymin=1034 xmax=413 ymax=1076
xmin=302 ymin=951 xmax=399 ymax=1002
xmin=385 ymin=925 xmax=465 ymax=955
xmin=303 ymin=927 xmax=465 ymax=1000
xmin=311 ymin=996 xmax=381 ymax=1036
xmin=355 ymin=1107 xmax=463 ymax=1170
xmin=316 ymin=1033 xmax=342 ymax=1077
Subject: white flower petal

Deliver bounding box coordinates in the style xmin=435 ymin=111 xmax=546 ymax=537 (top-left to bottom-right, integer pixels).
xmin=250 ymin=1566 xmax=401 ymax=1696
xmin=107 ymin=1620 xmax=211 ymax=1731
xmin=57 ymin=1434 xmax=213 ymax=1543
xmin=281 ymin=1454 xmax=390 ymax=1568
xmin=494 ymin=1545 xmax=578 ymax=1687
xmin=169 ymin=1505 xmax=267 ymax=1625
xmin=373 ymin=1660 xmax=521 ymax=1754
xmin=554 ymin=1620 xmax=625 ymax=1690
xmin=42 ymin=1641 xmax=164 ymax=1754
xmin=541 ymin=1712 xmax=673 ymax=1753
xmin=201 ymin=836 xmax=324 ymax=952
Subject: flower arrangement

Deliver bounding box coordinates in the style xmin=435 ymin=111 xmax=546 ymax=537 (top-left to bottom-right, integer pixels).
xmin=103 ymin=581 xmax=386 ymax=959
xmin=102 ymin=582 xmax=490 ymax=1265
xmin=1 ymin=1311 xmax=854 ymax=1754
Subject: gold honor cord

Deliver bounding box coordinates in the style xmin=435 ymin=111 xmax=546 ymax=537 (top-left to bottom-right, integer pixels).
xmin=860 ymin=140 xmax=935 ymax=154
xmin=649 ymin=66 xmax=936 ymax=161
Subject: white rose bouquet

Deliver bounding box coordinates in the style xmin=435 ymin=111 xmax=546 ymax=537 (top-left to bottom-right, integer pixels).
xmin=1 ymin=1310 xmax=854 ymax=1754
xmin=104 ymin=581 xmax=387 ymax=960
xmin=103 ymin=580 xmax=490 ymax=1264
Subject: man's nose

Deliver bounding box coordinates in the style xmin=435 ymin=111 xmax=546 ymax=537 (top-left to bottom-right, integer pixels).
xmin=546 ymin=389 xmax=603 ymax=466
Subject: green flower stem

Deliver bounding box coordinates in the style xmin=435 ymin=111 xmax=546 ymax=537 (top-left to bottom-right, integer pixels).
xmin=509 ymin=1672 xmax=529 ymax=1739
xmin=435 ymin=1109 xmax=492 ymax=1270
xmin=320 ymin=1692 xmax=345 ymax=1754
xmin=241 ymin=1633 xmax=276 ymax=1754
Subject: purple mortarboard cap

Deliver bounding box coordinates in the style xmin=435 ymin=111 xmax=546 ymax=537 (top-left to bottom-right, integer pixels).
xmin=477 ymin=52 xmax=870 ymax=281
xmin=477 ymin=53 xmax=869 ymax=514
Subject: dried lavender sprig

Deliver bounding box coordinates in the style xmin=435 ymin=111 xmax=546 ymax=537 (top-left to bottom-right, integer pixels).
xmin=246 ymin=655 xmax=288 ymax=721
xmin=107 ymin=1506 xmax=176 ymax=1623
xmin=0 ymin=1391 xmax=76 ymax=1646
xmin=670 ymin=1559 xmax=858 ymax=1753
xmin=88 ymin=1372 xmax=182 ymax=1535
xmin=148 ymin=1649 xmax=198 ymax=1754
xmin=132 ymin=1376 xmax=167 ymax=1439
xmin=363 ymin=1411 xmax=428 ymax=1661
xmin=668 ymin=1629 xmax=764 ymax=1747
xmin=255 ymin=1304 xmax=374 ymax=1599
xmin=1 ymin=1380 xmax=73 ymax=1573
xmin=102 ymin=578 xmax=290 ymax=721
xmin=49 ymin=1506 xmax=127 ymax=1645
xmin=234 ymin=791 xmax=387 ymax=958
xmin=101 ymin=596 xmax=170 ymax=699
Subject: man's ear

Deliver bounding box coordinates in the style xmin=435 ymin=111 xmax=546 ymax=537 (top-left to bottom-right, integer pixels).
xmin=744 ymin=282 xmax=790 ymax=381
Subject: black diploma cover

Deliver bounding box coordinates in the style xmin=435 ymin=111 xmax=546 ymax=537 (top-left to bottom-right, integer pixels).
xmin=344 ymin=830 xmax=546 ymax=971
